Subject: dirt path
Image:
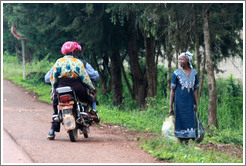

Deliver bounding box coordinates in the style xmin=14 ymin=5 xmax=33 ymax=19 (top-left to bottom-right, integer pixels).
xmin=2 ymin=79 xmax=164 ymax=164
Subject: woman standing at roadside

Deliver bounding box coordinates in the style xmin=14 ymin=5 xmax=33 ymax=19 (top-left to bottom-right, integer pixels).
xmin=169 ymin=51 xmax=199 ymax=144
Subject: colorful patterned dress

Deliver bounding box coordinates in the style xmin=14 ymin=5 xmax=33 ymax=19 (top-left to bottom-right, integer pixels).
xmin=50 ymin=55 xmax=95 ymax=90
xmin=171 ymin=68 xmax=199 ymax=138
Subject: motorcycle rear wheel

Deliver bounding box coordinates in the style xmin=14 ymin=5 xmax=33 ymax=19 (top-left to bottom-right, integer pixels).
xmin=68 ymin=128 xmax=78 ymax=142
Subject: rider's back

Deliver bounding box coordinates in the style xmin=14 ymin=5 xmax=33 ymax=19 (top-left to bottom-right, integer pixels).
xmin=51 ymin=55 xmax=95 ymax=91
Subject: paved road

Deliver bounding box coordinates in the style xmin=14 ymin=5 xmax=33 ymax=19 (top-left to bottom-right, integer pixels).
xmin=2 ymin=80 xmax=162 ymax=164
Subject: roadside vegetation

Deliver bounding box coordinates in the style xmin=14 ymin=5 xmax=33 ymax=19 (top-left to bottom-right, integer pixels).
xmin=3 ymin=3 xmax=243 ymax=164
xmin=3 ymin=53 xmax=243 ymax=163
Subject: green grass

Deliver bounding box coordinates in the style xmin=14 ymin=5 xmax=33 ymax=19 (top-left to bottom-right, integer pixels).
xmin=140 ymin=137 xmax=243 ymax=163
xmin=3 ymin=53 xmax=243 ymax=163
xmin=3 ymin=52 xmax=53 ymax=103
xmin=98 ymin=100 xmax=168 ymax=133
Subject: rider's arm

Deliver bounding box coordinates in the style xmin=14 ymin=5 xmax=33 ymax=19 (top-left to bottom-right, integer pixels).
xmin=51 ymin=59 xmax=61 ymax=89
xmin=85 ymin=62 xmax=99 ymax=83
xmin=79 ymin=62 xmax=95 ymax=90
xmin=44 ymin=66 xmax=54 ymax=84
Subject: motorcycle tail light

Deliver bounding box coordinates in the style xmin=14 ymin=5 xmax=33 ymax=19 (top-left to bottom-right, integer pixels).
xmin=59 ymin=94 xmax=71 ymax=102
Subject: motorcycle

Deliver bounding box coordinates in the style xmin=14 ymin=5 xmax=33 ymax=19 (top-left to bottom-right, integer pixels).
xmin=55 ymin=86 xmax=94 ymax=142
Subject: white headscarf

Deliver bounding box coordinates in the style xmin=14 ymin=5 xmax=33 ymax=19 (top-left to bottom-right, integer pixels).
xmin=179 ymin=51 xmax=193 ymax=68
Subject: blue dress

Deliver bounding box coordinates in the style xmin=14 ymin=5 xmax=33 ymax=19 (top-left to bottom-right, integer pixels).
xmin=171 ymin=69 xmax=199 ymax=138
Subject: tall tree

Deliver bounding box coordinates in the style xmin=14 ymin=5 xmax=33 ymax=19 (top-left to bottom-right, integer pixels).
xmin=110 ymin=48 xmax=123 ymax=106
xmin=164 ymin=13 xmax=175 ymax=97
xmin=203 ymin=4 xmax=218 ymax=128
xmin=137 ymin=4 xmax=167 ymax=98
xmin=81 ymin=3 xmax=125 ymax=106
xmin=126 ymin=12 xmax=148 ymax=107
xmin=106 ymin=4 xmax=167 ymax=106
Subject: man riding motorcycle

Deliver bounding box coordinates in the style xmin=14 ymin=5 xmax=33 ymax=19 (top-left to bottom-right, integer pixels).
xmin=47 ymin=41 xmax=99 ymax=140
xmin=44 ymin=54 xmax=99 ymax=117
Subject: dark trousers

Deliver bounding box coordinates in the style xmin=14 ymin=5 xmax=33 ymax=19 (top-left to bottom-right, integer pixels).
xmin=51 ymin=78 xmax=92 ymax=132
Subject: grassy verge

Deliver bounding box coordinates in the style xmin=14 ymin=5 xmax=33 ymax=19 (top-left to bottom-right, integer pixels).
xmin=140 ymin=138 xmax=242 ymax=163
xmin=3 ymin=53 xmax=53 ymax=103
xmin=3 ymin=53 xmax=243 ymax=163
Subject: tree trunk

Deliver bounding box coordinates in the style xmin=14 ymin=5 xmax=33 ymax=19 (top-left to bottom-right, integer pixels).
xmin=175 ymin=19 xmax=180 ymax=69
xmin=198 ymin=50 xmax=206 ymax=102
xmin=195 ymin=7 xmax=201 ymax=81
xmin=156 ymin=42 xmax=161 ymax=68
xmin=145 ymin=35 xmax=157 ymax=98
xmin=110 ymin=49 xmax=123 ymax=106
xmin=93 ymin=53 xmax=111 ymax=94
xmin=166 ymin=18 xmax=174 ymax=98
xmin=203 ymin=7 xmax=218 ymax=128
xmin=122 ymin=63 xmax=135 ymax=99
xmin=127 ymin=15 xmax=148 ymax=108
xmin=195 ymin=8 xmax=202 ymax=102
xmin=167 ymin=48 xmax=173 ymax=98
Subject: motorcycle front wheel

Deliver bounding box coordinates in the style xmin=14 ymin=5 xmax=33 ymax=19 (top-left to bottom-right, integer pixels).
xmin=68 ymin=128 xmax=78 ymax=142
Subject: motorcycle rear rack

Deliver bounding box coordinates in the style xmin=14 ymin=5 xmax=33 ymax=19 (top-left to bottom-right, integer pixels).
xmin=56 ymin=86 xmax=73 ymax=94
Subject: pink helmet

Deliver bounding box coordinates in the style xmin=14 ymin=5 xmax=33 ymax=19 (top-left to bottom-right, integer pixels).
xmin=61 ymin=41 xmax=82 ymax=55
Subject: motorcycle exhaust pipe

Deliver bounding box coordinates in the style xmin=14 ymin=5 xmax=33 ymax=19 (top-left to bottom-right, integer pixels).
xmin=76 ymin=112 xmax=89 ymax=127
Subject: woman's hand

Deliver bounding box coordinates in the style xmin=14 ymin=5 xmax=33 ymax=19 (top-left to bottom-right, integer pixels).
xmin=194 ymin=105 xmax=198 ymax=112
xmin=169 ymin=107 xmax=174 ymax=116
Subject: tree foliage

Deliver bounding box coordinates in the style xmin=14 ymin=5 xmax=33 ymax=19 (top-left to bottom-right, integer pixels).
xmin=3 ymin=3 xmax=243 ymax=112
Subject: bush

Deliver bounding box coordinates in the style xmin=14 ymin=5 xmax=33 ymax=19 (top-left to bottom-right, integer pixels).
xmin=200 ymin=75 xmax=243 ymax=131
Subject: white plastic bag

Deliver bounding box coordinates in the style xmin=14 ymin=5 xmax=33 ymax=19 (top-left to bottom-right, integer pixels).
xmin=161 ymin=115 xmax=178 ymax=141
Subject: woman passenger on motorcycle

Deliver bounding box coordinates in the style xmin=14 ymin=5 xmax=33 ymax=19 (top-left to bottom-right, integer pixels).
xmin=47 ymin=41 xmax=98 ymax=140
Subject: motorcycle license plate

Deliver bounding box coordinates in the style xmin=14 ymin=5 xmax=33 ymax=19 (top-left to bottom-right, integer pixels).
xmin=62 ymin=111 xmax=76 ymax=131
